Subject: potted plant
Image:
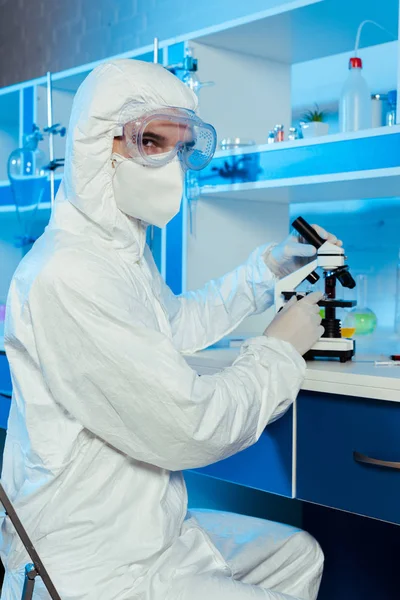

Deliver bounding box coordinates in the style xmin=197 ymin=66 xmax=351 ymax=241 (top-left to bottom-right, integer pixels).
xmin=300 ymin=105 xmax=329 ymax=138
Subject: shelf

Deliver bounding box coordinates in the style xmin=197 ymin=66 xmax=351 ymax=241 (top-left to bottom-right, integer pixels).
xmin=292 ymin=41 xmax=398 ymax=114
xmin=0 ymin=202 xmax=51 ymax=215
xmin=200 ymin=128 xmax=400 ymax=204
xmin=0 ymin=177 xmax=60 ymax=214
xmin=194 ymin=0 xmax=398 ymax=64
xmin=211 ymin=126 xmax=400 ymax=158
xmin=200 ymin=167 xmax=400 ymax=204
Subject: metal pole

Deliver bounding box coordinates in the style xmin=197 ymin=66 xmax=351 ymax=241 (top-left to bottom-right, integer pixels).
xmin=153 ymin=37 xmax=159 ymax=64
xmin=149 ymin=37 xmax=159 ymax=250
xmin=46 ymin=71 xmax=55 ymax=211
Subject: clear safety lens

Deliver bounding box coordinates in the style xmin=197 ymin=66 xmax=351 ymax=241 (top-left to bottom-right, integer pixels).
xmin=122 ymin=105 xmax=216 ymax=171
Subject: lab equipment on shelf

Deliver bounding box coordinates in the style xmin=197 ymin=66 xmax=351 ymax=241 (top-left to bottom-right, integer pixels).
xmin=371 ymin=94 xmax=387 ymax=128
xmin=219 ymin=138 xmax=255 ymax=151
xmin=288 ymin=127 xmax=300 ymax=141
xmin=386 ymin=90 xmax=397 ymax=126
xmin=274 ymin=125 xmax=284 ymax=142
xmin=339 ymin=57 xmax=371 ymax=132
xmin=339 ymin=18 xmax=396 ymax=132
xmin=343 ymin=274 xmax=377 ymax=336
xmin=167 ymin=46 xmax=214 ymax=95
xmin=205 ymin=138 xmax=261 ymax=184
xmin=267 ymin=131 xmax=275 ymax=144
xmin=275 ymin=217 xmax=356 ymax=362
xmin=8 ymin=133 xmax=48 ymax=248
xmin=7 ymin=124 xmax=65 ymax=249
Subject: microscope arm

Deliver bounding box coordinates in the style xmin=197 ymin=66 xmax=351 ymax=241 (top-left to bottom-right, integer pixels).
xmin=274 ymin=259 xmax=318 ymax=312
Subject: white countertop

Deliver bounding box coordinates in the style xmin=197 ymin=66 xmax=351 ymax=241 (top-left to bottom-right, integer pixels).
xmin=184 ymin=348 xmax=400 ymax=403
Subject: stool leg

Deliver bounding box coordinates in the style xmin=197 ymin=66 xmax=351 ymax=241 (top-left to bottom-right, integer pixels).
xmin=22 ymin=564 xmax=37 ymax=600
xmin=0 ymin=484 xmax=61 ymax=600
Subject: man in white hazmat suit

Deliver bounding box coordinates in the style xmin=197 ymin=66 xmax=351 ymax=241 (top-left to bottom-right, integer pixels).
xmin=0 ymin=59 xmax=341 ymax=599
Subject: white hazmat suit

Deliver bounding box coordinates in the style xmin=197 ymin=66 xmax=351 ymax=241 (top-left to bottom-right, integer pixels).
xmin=0 ymin=60 xmax=323 ymax=600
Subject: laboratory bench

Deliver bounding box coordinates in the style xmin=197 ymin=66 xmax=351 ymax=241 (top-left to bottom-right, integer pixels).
xmin=185 ymin=348 xmax=400 ymax=527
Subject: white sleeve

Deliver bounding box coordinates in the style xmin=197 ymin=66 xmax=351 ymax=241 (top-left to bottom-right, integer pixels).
xmin=29 ymin=256 xmax=305 ymax=471
xmin=146 ymin=245 xmax=278 ymax=354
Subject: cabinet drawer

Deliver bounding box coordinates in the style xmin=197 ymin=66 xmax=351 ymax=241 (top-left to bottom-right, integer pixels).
xmin=297 ymin=391 xmax=400 ymax=524
xmin=192 ymin=407 xmax=293 ymax=497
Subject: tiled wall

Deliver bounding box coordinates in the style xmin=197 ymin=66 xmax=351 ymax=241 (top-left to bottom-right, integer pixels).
xmin=0 ymin=0 xmax=295 ymax=87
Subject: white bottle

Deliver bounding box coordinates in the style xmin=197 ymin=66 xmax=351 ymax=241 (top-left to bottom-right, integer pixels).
xmin=339 ymin=57 xmax=371 ymax=132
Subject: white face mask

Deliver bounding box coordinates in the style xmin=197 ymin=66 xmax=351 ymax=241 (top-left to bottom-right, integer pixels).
xmin=111 ymin=153 xmax=184 ymax=228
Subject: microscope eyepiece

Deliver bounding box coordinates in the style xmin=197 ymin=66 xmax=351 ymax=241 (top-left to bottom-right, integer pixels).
xmin=292 ymin=217 xmax=325 ymax=249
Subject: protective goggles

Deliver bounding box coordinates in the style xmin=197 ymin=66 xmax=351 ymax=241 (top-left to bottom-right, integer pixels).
xmin=116 ymin=102 xmax=217 ymax=171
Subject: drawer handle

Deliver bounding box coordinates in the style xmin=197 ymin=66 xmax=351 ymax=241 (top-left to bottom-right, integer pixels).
xmin=353 ymin=451 xmax=400 ymax=471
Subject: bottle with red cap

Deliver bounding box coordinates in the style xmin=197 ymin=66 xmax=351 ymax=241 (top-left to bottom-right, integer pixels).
xmin=339 ymin=56 xmax=371 ymax=132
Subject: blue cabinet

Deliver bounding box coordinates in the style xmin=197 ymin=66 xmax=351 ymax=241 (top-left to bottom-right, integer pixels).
xmin=193 ymin=407 xmax=294 ymax=497
xmin=0 ymin=352 xmax=11 ymax=429
xmin=297 ymin=391 xmax=400 ymax=525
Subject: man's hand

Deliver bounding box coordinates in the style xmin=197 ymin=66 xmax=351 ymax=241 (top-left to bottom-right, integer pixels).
xmin=264 ymin=291 xmax=324 ymax=356
xmin=264 ymin=224 xmax=343 ymax=278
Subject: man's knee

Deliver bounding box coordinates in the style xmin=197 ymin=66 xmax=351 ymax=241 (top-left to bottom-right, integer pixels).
xmin=292 ymin=531 xmax=324 ymax=572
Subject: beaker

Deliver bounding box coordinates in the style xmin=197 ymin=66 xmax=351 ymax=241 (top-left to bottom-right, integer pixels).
xmin=343 ymin=274 xmax=377 ymax=336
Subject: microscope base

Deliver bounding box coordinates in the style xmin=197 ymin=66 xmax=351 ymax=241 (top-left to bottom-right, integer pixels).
xmin=304 ymin=338 xmax=355 ymax=363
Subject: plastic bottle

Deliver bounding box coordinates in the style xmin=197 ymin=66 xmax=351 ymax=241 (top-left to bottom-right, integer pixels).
xmin=339 ymin=57 xmax=371 ymax=132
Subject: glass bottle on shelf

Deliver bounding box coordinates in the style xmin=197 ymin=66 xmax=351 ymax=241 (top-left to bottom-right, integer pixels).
xmin=386 ymin=90 xmax=397 ymax=127
xmin=343 ymin=274 xmax=377 ymax=336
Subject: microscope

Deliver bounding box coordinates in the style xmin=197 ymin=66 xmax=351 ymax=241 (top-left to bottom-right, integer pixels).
xmin=274 ymin=217 xmax=357 ymax=362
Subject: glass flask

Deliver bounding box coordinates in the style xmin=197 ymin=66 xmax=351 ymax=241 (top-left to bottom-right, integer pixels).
xmin=8 ymin=145 xmax=48 ymax=248
xmin=343 ymin=274 xmax=377 ymax=336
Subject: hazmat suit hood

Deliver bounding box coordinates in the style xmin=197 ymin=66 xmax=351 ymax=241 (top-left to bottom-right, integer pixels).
xmin=50 ymin=59 xmax=197 ymax=254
